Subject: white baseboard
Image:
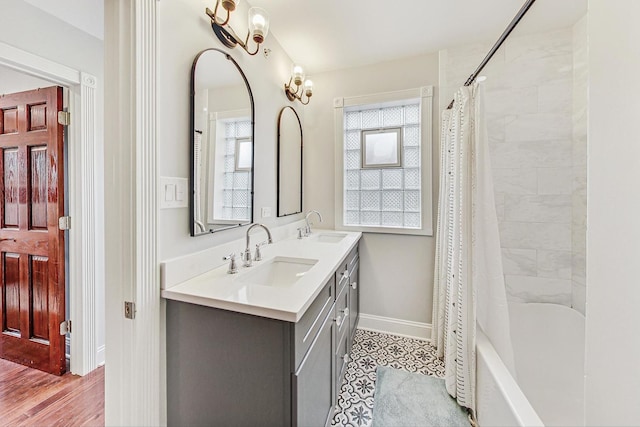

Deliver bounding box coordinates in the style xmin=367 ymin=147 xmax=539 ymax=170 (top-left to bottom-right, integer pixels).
xmin=358 ymin=313 xmax=432 ymax=341
xmin=97 ymin=345 xmax=106 ymax=367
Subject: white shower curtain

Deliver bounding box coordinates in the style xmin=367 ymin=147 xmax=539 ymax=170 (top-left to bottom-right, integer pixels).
xmin=432 ymin=84 xmax=516 ymax=413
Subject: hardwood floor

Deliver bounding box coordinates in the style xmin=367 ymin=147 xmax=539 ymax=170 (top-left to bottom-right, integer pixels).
xmin=0 ymin=358 xmax=104 ymax=426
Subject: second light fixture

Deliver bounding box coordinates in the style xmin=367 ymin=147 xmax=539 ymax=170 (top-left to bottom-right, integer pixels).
xmin=284 ymin=64 xmax=313 ymax=105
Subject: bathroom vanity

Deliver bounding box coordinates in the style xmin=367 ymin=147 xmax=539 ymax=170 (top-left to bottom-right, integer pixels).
xmin=163 ymin=231 xmax=361 ymax=426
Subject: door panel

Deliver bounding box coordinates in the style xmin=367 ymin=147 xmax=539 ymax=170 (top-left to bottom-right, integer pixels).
xmin=30 ymin=146 xmax=48 ymax=230
xmin=0 ymin=86 xmax=66 ymax=375
xmin=3 ymin=148 xmax=19 ymax=227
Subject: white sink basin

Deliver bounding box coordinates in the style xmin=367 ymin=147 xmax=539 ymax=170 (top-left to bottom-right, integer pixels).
xmin=309 ymin=232 xmax=347 ymax=244
xmin=239 ymin=256 xmax=318 ymax=288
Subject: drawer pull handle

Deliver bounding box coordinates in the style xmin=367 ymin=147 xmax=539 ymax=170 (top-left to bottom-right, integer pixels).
xmin=342 ymin=353 xmax=350 ymax=363
xmin=341 ymin=270 xmax=350 ymax=280
xmin=351 ymin=281 xmax=357 ymax=290
xmin=342 ymin=308 xmax=349 ymax=318
xmin=335 ymin=315 xmax=343 ymax=327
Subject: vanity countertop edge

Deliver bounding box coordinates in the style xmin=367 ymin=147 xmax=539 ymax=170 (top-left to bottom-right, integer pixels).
xmin=161 ymin=230 xmax=362 ymax=323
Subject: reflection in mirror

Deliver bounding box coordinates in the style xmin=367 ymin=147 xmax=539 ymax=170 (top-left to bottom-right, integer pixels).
xmin=277 ymin=106 xmax=303 ymax=217
xmin=191 ymin=48 xmax=254 ymax=236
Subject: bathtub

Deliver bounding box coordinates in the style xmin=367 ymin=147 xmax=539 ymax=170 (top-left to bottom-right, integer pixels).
xmin=476 ymin=303 xmax=585 ymax=426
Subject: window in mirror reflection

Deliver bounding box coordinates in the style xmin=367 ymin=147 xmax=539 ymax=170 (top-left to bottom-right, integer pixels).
xmin=209 ymin=113 xmax=252 ymax=223
xmin=235 ymin=138 xmax=252 ymax=171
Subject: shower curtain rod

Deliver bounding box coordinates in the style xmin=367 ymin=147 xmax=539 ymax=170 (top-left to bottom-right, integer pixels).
xmin=446 ymin=0 xmax=537 ymax=109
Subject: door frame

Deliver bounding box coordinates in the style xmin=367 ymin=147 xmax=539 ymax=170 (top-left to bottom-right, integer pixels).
xmin=0 ymin=41 xmax=103 ymax=376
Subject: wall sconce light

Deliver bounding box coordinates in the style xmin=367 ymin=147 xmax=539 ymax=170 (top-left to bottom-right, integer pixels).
xmin=284 ymin=64 xmax=313 ymax=105
xmin=205 ymin=0 xmax=270 ymax=56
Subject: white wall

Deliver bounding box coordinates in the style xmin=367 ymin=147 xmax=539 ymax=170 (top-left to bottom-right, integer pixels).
xmin=303 ymin=54 xmax=439 ymax=326
xmin=158 ymin=0 xmax=304 ymax=262
xmin=0 ymin=65 xmax=53 ymax=93
xmin=0 ymin=0 xmax=105 ymax=366
xmin=585 ymin=1 xmax=640 ymax=425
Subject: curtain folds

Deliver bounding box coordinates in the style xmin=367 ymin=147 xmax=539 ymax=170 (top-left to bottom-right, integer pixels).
xmin=432 ymin=84 xmax=515 ymax=413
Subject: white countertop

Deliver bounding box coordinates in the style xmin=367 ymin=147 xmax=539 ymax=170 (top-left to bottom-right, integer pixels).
xmin=161 ymin=229 xmax=361 ymax=322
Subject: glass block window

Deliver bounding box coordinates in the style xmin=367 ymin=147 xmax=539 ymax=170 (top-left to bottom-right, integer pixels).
xmin=342 ymin=102 xmax=422 ymax=229
xmin=219 ymin=118 xmax=251 ymax=221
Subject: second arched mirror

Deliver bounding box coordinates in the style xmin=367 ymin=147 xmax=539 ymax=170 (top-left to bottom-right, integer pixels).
xmin=190 ymin=48 xmax=254 ymax=236
xmin=277 ymin=106 xmax=303 ymax=217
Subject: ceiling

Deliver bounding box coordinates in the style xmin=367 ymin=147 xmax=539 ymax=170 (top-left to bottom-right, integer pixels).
xmin=249 ymin=0 xmax=587 ymax=74
xmin=20 ymin=0 xmax=586 ymax=74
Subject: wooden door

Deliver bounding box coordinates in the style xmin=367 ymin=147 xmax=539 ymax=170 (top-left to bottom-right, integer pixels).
xmin=0 ymin=86 xmax=66 ymax=375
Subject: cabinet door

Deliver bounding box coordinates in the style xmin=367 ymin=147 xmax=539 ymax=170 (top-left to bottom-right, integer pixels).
xmin=349 ymin=262 xmax=359 ymax=338
xmin=293 ymin=310 xmax=333 ymax=427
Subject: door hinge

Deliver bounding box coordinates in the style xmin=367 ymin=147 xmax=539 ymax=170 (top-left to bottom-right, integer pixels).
xmin=58 ymin=216 xmax=71 ymax=230
xmin=124 ymin=301 xmax=136 ymax=319
xmin=60 ymin=320 xmax=71 ymax=335
xmin=57 ymin=111 xmax=70 ymax=126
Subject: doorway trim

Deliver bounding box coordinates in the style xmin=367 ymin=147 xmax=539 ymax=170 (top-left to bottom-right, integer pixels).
xmin=0 ymin=41 xmax=103 ymax=376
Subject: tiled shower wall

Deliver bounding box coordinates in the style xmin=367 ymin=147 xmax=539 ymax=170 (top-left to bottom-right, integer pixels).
xmin=439 ymin=21 xmax=587 ymax=311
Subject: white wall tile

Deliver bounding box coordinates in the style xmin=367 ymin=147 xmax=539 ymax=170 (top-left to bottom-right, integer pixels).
xmin=505 ymin=113 xmax=572 ymax=142
xmin=502 ymin=248 xmax=537 ymax=276
xmin=572 ymin=253 xmax=586 ymax=285
xmin=505 ymin=29 xmax=573 ymax=63
xmin=538 ymin=167 xmax=573 ymax=195
xmin=499 ymin=221 xmax=572 ymax=251
xmin=539 ymin=80 xmax=572 ymax=113
xmin=492 ymin=168 xmax=537 ymax=195
xmin=486 ymin=114 xmax=506 ymax=144
xmin=489 ymin=140 xmax=572 ymax=169
xmin=537 ymin=250 xmax=572 ymax=279
xmin=495 ymin=192 xmax=505 ymax=222
xmin=505 ymin=275 xmax=572 ymax=305
xmin=571 ymin=282 xmax=586 ymax=315
xmin=501 ymin=54 xmax=573 ymax=89
xmin=485 ymin=86 xmax=539 ymax=115
xmin=445 ymin=26 xmax=585 ymax=309
xmin=504 ymin=195 xmax=572 ymax=223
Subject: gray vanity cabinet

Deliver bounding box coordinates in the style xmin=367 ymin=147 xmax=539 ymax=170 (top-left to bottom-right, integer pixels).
xmin=166 ymin=244 xmax=359 ymax=427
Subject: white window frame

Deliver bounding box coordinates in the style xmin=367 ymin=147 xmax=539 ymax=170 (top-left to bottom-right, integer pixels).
xmin=334 ymin=86 xmax=433 ymax=236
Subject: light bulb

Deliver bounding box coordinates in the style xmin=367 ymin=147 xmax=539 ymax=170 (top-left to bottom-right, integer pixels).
xmin=292 ymin=64 xmax=305 ymax=86
xmin=248 ymin=7 xmax=269 ymax=44
xmin=303 ymin=79 xmax=313 ymax=97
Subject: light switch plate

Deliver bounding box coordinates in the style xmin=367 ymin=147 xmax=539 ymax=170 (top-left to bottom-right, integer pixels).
xmin=160 ymin=177 xmax=188 ymax=209
xmin=261 ymin=207 xmax=271 ymax=218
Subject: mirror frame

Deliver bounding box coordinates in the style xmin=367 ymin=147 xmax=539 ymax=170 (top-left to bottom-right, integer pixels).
xmin=276 ymin=106 xmax=303 ymax=217
xmin=189 ymin=48 xmax=255 ymax=236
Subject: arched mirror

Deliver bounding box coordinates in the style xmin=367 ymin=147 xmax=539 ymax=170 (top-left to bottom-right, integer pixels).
xmin=277 ymin=106 xmax=303 ymax=217
xmin=190 ymin=48 xmax=254 ymax=236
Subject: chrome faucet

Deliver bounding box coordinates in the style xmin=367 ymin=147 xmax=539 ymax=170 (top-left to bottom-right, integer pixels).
xmin=304 ymin=210 xmax=323 ymax=236
xmin=243 ymin=223 xmax=273 ymax=267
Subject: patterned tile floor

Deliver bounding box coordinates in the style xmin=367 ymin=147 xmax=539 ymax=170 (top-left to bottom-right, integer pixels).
xmin=331 ymin=329 xmax=445 ymax=427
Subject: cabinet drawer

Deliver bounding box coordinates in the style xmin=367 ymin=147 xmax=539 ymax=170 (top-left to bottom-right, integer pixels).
xmin=334 ymin=283 xmax=349 ymax=338
xmin=335 ymin=246 xmax=358 ymax=281
xmin=294 ymin=276 xmax=335 ymax=368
